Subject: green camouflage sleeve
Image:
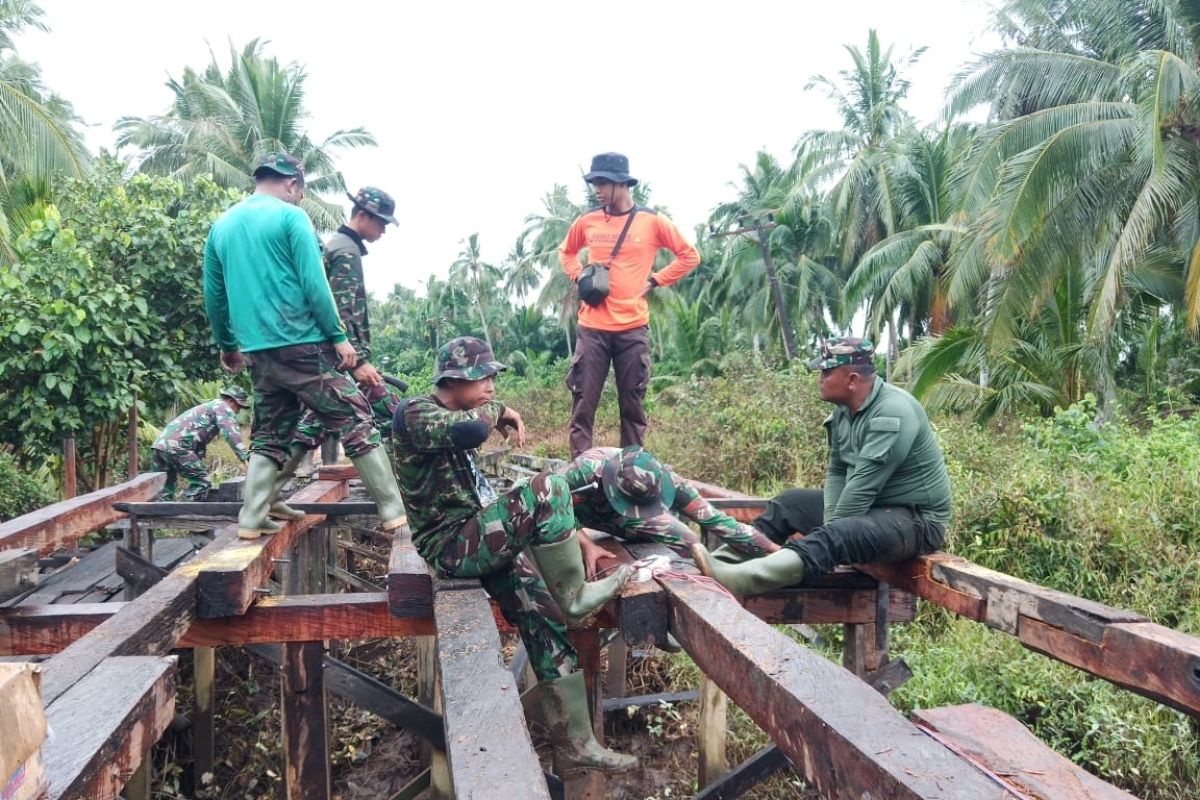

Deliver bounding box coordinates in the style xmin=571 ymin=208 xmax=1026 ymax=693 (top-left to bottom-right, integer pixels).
xmin=215 ymin=404 xmax=249 ymax=462
xmin=400 ymin=398 xmax=505 ymax=452
xmin=326 ymin=250 xmax=370 ymax=363
xmin=561 ymin=454 xmax=603 ymax=492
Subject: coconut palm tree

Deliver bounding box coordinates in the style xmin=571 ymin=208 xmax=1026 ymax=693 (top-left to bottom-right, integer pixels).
xmin=448 ymin=233 xmax=503 ymax=349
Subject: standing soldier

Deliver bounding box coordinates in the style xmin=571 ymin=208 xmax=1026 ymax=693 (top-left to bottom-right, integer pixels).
xmin=151 ymin=387 xmax=250 ymax=501
xmin=391 ymin=336 xmax=637 ymax=776
xmin=559 ymin=152 xmax=700 ymax=457
xmin=203 ymin=152 xmax=406 ymax=539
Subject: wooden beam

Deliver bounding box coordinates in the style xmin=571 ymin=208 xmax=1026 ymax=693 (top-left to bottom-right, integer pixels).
xmin=742 ymin=581 xmax=915 ymax=625
xmin=691 ymin=745 xmax=789 ymax=800
xmin=433 ymin=585 xmax=550 ymax=799
xmin=0 ymin=473 xmax=165 ymax=555
xmin=194 ymin=479 xmax=348 ymax=619
xmin=281 ymin=641 xmax=330 ymax=800
xmin=912 ymin=704 xmax=1136 ymax=800
xmin=660 ymin=574 xmax=1014 ymax=799
xmin=0 ymin=547 xmax=36 ymax=603
xmin=42 ymin=655 xmax=176 ymax=800
xmin=114 ymin=501 xmax=378 ymax=517
xmin=388 ymin=527 xmax=432 ymax=618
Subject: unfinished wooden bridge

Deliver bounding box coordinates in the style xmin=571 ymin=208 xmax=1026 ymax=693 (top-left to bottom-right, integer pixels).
xmin=1 ymin=451 xmax=1197 ymax=799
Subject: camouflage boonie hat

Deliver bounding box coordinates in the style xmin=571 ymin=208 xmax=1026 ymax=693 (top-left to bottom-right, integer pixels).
xmin=600 ymin=446 xmax=675 ymax=519
xmin=220 ymin=386 xmax=250 ymax=407
xmin=347 ymin=186 xmax=397 ymax=225
xmin=252 ymin=152 xmax=304 ymax=178
xmin=806 ymin=337 xmax=875 ymax=371
xmin=432 ymin=336 xmax=507 ymax=385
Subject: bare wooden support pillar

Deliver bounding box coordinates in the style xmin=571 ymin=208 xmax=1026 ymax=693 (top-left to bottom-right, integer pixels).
xmin=121 ymin=758 xmax=150 ymax=799
xmin=63 ymin=437 xmax=77 ymax=499
xmin=281 ymin=641 xmax=330 ymax=800
xmin=193 ymin=645 xmax=216 ymax=787
xmin=128 ymin=398 xmax=140 ymax=478
xmin=698 ymin=675 xmax=728 ymax=788
xmin=606 ymin=635 xmax=627 ymax=701
xmin=842 ymin=622 xmax=879 ymax=676
xmin=417 ymin=635 xmax=452 ymax=800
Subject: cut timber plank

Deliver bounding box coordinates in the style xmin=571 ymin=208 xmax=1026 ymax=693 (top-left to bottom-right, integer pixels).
xmin=114 ymin=501 xmax=378 ymax=517
xmin=0 ymin=473 xmax=164 ymax=555
xmin=743 ymin=581 xmax=915 ymax=625
xmin=388 ymin=527 xmax=431 ymax=618
xmin=660 ymin=574 xmax=1014 ymax=800
xmin=42 ymin=655 xmax=176 ymax=800
xmin=913 ymin=704 xmax=1137 ymax=800
xmin=433 ymin=585 xmax=549 ymax=799
xmin=194 ymin=479 xmax=347 ymax=618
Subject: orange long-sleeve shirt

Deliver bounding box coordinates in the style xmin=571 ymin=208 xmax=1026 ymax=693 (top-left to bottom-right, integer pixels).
xmin=559 ymin=207 xmax=700 ymax=332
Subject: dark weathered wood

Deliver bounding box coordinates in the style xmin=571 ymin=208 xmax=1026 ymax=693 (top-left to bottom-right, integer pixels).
xmin=42 ymin=655 xmax=177 ymax=800
xmin=281 ymin=641 xmax=330 ymax=800
xmin=0 ymin=548 xmax=36 ymax=603
xmin=114 ymin=501 xmax=378 ymax=517
xmin=660 ymin=574 xmax=1014 ymax=799
xmin=863 ymin=657 xmax=913 ymax=697
xmin=0 ymin=473 xmax=165 ymax=555
xmin=329 ymin=564 xmax=382 ymax=592
xmin=388 ymin=527 xmax=432 ymax=619
xmin=600 ymin=689 xmax=699 ymax=713
xmin=691 ymin=745 xmax=789 ymax=800
xmin=913 ymin=704 xmax=1137 ymax=800
xmin=742 ymin=581 xmax=915 ymax=625
xmin=434 ymin=586 xmax=549 ymax=799
xmin=115 ymin=546 xmax=167 ymax=597
xmin=194 ymin=479 xmax=348 ymax=619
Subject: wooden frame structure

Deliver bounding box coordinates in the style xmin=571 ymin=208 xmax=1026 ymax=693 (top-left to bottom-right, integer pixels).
xmin=1 ymin=458 xmax=1196 ymax=800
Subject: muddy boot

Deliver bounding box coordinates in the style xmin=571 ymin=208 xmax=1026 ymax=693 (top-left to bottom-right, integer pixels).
xmin=691 ymin=543 xmax=805 ymax=598
xmin=238 ymin=455 xmax=285 ymax=540
xmin=267 ymin=445 xmax=308 ymax=521
xmin=540 ymin=671 xmax=637 ymax=777
xmin=531 ymin=533 xmax=632 ymax=626
xmin=710 ymin=543 xmax=755 ymax=565
xmin=348 ymin=445 xmax=406 ymax=530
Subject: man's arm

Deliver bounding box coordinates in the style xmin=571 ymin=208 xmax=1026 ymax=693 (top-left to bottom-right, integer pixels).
xmin=326 ymin=248 xmax=370 ymax=364
xmin=648 ymin=215 xmax=701 ymax=287
xmin=822 ymin=417 xmax=845 ymax=521
xmin=394 ymin=398 xmax=506 ymax=452
xmin=558 ymin=217 xmax=587 ymax=282
xmin=829 ymin=413 xmax=918 ymax=520
xmin=215 ymin=404 xmax=249 ymax=462
xmin=290 ymin=212 xmax=347 ymax=344
xmin=202 ymin=234 xmax=238 ymax=351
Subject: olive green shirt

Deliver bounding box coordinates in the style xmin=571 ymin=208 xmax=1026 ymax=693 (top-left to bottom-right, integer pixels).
xmin=823 ymin=379 xmax=952 ymax=524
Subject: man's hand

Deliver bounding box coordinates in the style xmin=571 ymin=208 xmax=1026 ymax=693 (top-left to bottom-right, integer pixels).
xmin=578 ymin=531 xmax=611 ymax=579
xmin=640 ymin=278 xmax=656 ymax=297
xmin=220 ymin=350 xmax=245 ymax=374
xmin=496 ymin=406 xmax=526 ymax=447
xmin=353 ymin=361 xmax=383 ymax=387
xmin=333 ymin=340 xmax=357 ymax=371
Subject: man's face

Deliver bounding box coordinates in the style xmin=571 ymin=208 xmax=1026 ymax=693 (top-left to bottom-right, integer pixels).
xmin=360 ymin=212 xmax=388 ymax=243
xmin=818 ymin=365 xmax=856 ymax=405
xmin=442 ymin=374 xmax=496 ymax=410
xmin=282 ymin=177 xmax=306 ymax=206
xmin=589 ymin=178 xmax=618 ymax=207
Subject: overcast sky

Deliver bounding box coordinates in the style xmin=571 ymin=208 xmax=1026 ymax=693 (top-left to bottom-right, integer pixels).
xmin=17 ymin=0 xmax=1000 ymax=297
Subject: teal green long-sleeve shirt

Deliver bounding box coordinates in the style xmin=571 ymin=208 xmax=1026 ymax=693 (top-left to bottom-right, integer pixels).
xmin=823 ymin=379 xmax=953 ymax=524
xmin=203 ymin=193 xmax=347 ymax=353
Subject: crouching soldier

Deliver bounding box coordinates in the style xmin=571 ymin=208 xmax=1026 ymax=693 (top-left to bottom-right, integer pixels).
xmin=152 ymin=386 xmax=250 ymax=500
xmin=694 ymin=338 xmax=951 ymax=596
xmin=391 ymin=337 xmax=637 ymax=776
xmin=564 ymin=446 xmax=779 ymax=574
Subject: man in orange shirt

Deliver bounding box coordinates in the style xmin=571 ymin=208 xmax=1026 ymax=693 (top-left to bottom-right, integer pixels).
xmin=559 ymin=153 xmax=700 ymax=457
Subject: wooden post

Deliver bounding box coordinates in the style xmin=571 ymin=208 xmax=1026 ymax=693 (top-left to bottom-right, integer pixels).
xmin=606 ymin=636 xmax=627 ymax=702
xmin=128 ymin=398 xmax=140 ymax=478
xmin=698 ymin=675 xmax=728 ymax=788
xmin=843 ymin=623 xmax=878 ymax=676
xmin=63 ymin=437 xmax=77 ymax=499
xmin=417 ymin=636 xmax=452 ymax=800
xmin=281 ymin=641 xmax=330 ymax=800
xmin=121 ymin=758 xmax=150 ymax=799
xmin=193 ymin=646 xmax=216 ymax=786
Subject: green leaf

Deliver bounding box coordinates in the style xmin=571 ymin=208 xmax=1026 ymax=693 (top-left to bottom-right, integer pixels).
xmin=14 ymin=319 xmax=31 ymax=336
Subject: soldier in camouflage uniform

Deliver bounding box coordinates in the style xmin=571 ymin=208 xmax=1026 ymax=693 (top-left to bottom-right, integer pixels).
xmin=203 ymin=153 xmax=407 ymax=539
xmin=564 ymin=446 xmax=780 ymax=566
xmin=391 ymin=336 xmax=637 ymax=776
xmin=152 ymin=387 xmax=250 ymax=501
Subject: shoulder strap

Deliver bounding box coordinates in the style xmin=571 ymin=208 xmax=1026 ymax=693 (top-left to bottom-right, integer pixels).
xmin=609 ymin=206 xmax=640 ymax=260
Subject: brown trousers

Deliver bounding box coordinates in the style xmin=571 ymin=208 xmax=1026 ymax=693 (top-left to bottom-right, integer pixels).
xmin=566 ymin=325 xmax=650 ymax=457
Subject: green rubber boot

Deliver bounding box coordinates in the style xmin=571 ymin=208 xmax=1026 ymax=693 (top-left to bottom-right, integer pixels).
xmin=349 ymin=445 xmax=406 ymax=530
xmin=691 ymin=543 xmax=805 ymax=598
xmin=531 ymin=533 xmax=632 ymax=626
xmin=238 ymin=455 xmax=285 ymax=540
xmin=267 ymin=445 xmax=308 ymax=521
xmin=710 ymin=543 xmax=755 ymax=565
xmin=540 ymin=671 xmax=637 ymax=777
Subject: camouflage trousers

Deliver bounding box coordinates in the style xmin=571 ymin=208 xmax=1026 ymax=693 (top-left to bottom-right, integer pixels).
xmin=430 ymin=472 xmax=578 ymax=681
xmin=293 ymin=381 xmax=402 ymax=449
xmin=152 ymin=448 xmax=210 ymax=500
xmin=575 ymin=479 xmax=777 ymax=557
xmin=246 ymin=343 xmax=380 ymax=465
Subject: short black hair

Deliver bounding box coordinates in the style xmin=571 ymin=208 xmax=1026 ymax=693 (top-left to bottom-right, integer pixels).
xmin=254 ymin=169 xmax=305 ymax=188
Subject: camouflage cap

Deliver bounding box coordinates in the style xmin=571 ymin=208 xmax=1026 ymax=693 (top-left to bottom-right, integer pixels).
xmin=805 ymin=337 xmax=876 ymax=371
xmin=348 ymin=187 xmax=397 ymax=225
xmin=252 ymin=152 xmax=304 ymax=179
xmin=600 ymin=446 xmax=675 ymax=519
xmin=432 ymin=336 xmax=507 ymax=385
xmin=220 ymin=386 xmax=250 ymax=407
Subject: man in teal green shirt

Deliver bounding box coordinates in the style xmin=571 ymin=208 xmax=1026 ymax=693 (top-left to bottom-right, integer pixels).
xmin=203 ymin=152 xmax=405 ymax=539
xmin=694 ymin=337 xmax=951 ymax=596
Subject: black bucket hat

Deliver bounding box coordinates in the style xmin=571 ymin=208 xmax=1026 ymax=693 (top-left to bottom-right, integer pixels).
xmin=584 ymin=152 xmax=638 ymax=186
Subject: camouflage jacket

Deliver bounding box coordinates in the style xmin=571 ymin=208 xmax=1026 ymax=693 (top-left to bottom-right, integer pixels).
xmin=564 ymin=447 xmax=692 ymax=532
xmin=392 ymin=396 xmax=506 ymax=559
xmin=323 ymin=226 xmax=371 ymax=365
xmin=152 ymin=400 xmax=248 ymax=461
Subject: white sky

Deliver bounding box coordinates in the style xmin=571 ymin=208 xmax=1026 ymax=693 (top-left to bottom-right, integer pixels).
xmin=17 ymin=0 xmax=1000 ymax=297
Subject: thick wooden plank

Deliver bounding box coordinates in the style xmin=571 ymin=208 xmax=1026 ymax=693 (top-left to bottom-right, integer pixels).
xmin=115 ymin=501 xmax=378 ymax=517
xmin=42 ymin=655 xmax=176 ymax=800
xmin=194 ymin=479 xmax=348 ymax=619
xmin=743 ymin=582 xmax=915 ymax=625
xmin=281 ymin=641 xmax=330 ymax=800
xmin=692 ymin=745 xmax=789 ymax=800
xmin=388 ymin=527 xmax=432 ymax=618
xmin=434 ymin=586 xmax=550 ymax=799
xmin=0 ymin=548 xmax=37 ymax=603
xmin=317 ymin=463 xmax=358 ymax=482
xmin=913 ymin=704 xmax=1137 ymax=800
xmin=0 ymin=473 xmax=165 ymax=555
xmin=660 ymin=575 xmax=1013 ymax=800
